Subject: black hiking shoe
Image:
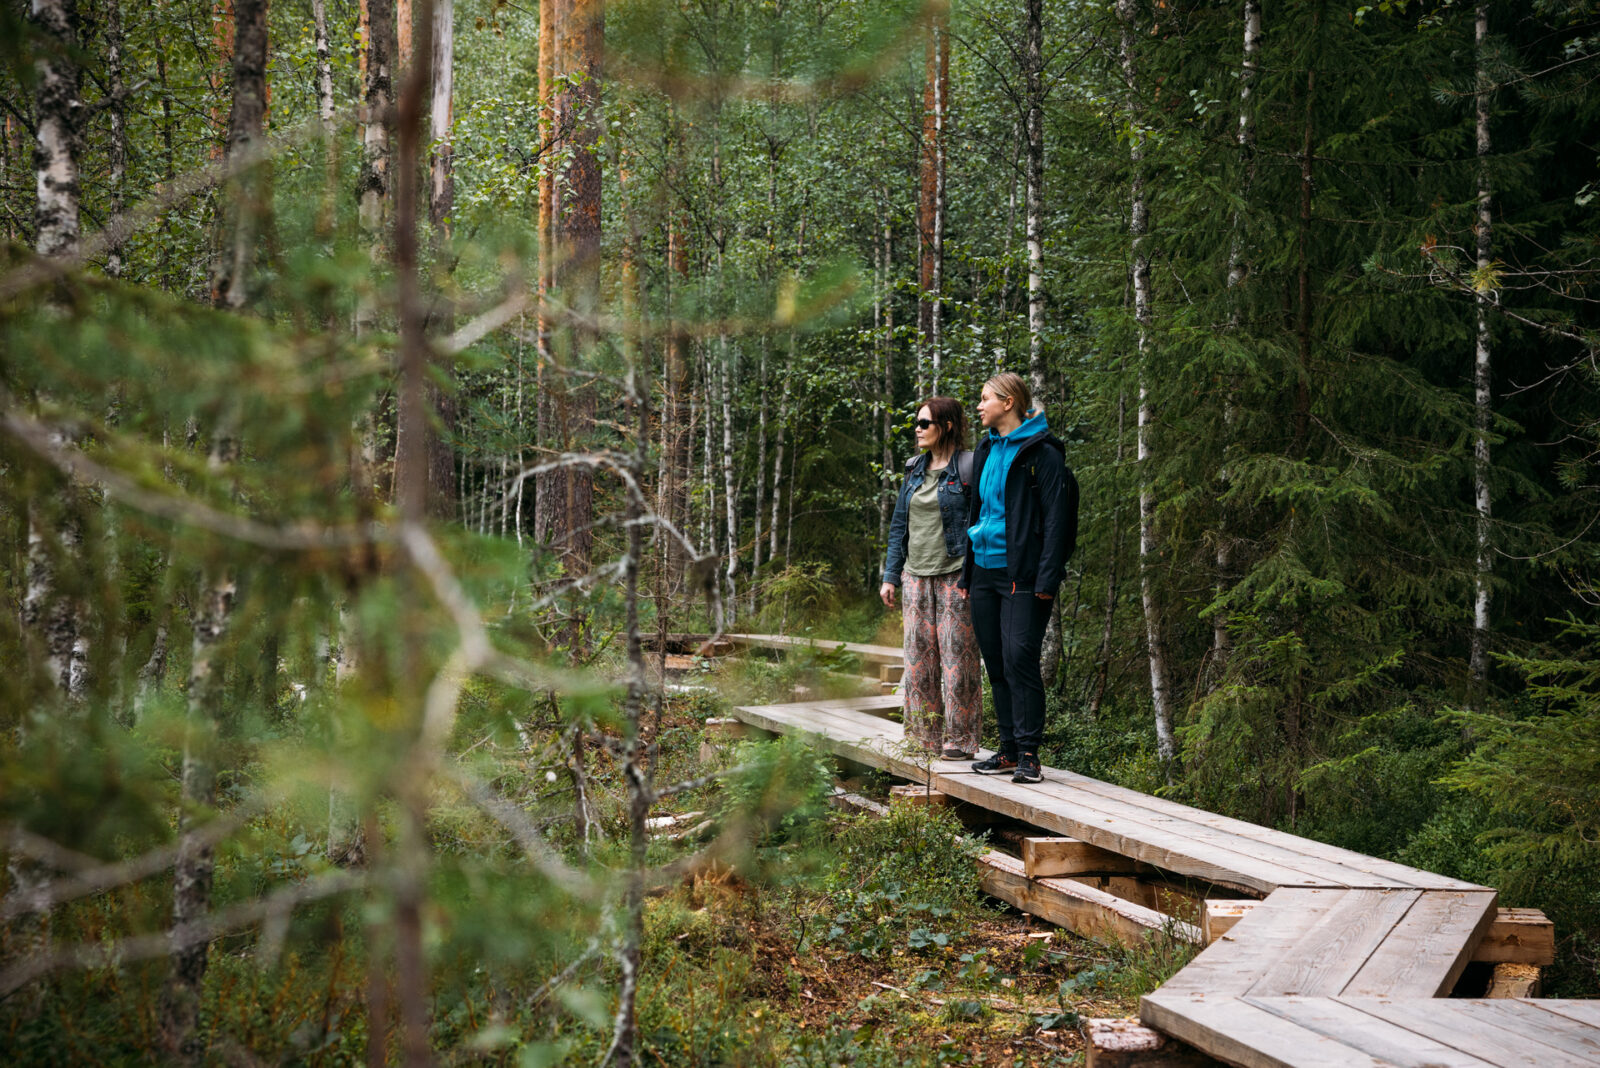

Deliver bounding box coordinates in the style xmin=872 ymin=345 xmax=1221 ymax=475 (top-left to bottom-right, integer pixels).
xmin=1012 ymin=752 xmax=1042 ymax=784
xmin=971 ymin=753 xmax=1017 ymax=775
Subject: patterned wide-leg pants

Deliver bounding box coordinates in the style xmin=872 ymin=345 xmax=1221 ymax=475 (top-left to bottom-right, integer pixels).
xmin=901 ymin=572 xmax=983 ymax=754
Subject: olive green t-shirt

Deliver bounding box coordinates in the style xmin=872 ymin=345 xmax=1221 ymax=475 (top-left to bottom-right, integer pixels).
xmin=903 ymin=466 xmax=965 ymax=577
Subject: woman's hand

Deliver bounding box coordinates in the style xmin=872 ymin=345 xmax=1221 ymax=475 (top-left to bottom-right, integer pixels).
xmin=880 ymin=582 xmax=898 ymax=607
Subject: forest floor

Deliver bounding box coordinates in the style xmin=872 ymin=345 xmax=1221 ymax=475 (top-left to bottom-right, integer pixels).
xmin=619 ymin=656 xmax=1193 ymax=1067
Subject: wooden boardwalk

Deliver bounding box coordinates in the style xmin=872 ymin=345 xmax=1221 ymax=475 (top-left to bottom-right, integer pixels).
xmin=724 ymin=654 xmax=1595 ymax=1068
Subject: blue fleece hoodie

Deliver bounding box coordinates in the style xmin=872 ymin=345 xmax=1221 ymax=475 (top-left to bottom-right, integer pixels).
xmin=968 ymin=410 xmax=1051 ymax=569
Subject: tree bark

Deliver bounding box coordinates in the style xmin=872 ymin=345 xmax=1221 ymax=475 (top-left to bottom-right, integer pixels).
xmin=1119 ymin=0 xmax=1177 ymax=771
xmin=358 ymin=0 xmax=395 ymax=239
xmin=1470 ymin=0 xmax=1493 ymax=692
xmin=426 ymin=0 xmax=457 ymax=521
xmin=1024 ymin=0 xmax=1045 ymax=398
xmin=31 ymin=0 xmax=81 ymax=260
xmin=210 ymin=0 xmax=270 ymax=309
xmin=1212 ymin=0 xmax=1261 ymax=680
xmin=106 ymin=0 xmax=127 ymax=277
xmin=535 ymin=0 xmax=601 ymax=585
xmin=917 ymin=10 xmax=948 ymax=395
xmin=160 ymin=547 xmax=235 ymax=1062
xmin=313 ymin=0 xmax=336 ymax=132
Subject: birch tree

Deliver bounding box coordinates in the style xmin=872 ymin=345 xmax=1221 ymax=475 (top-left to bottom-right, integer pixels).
xmin=917 ymin=4 xmax=949 ymax=395
xmin=1470 ymin=0 xmax=1494 ymax=692
xmin=1118 ymin=0 xmax=1177 ymax=770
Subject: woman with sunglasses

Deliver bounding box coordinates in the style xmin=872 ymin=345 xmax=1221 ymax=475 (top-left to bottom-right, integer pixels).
xmin=959 ymin=372 xmax=1078 ymax=785
xmin=880 ymin=397 xmax=984 ymax=760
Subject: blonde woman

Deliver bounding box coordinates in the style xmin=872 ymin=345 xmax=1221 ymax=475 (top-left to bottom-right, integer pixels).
xmin=880 ymin=397 xmax=983 ymax=759
xmin=958 ymin=373 xmax=1078 ymax=784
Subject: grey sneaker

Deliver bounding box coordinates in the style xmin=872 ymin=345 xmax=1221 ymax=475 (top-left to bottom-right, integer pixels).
xmin=1012 ymin=752 xmax=1042 ymax=784
xmin=971 ymin=753 xmax=1017 ymax=774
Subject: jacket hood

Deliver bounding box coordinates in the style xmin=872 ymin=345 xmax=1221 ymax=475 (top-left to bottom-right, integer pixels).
xmin=987 ymin=409 xmax=1051 ymax=446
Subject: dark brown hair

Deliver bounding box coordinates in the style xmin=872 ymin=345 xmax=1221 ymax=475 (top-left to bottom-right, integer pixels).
xmin=919 ymin=395 xmax=968 ymax=452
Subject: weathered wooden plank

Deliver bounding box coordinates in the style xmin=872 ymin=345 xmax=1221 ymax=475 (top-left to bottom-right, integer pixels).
xmin=1474 ymin=907 xmax=1556 ymax=965
xmin=1530 ymin=999 xmax=1600 ymax=1029
xmin=1343 ymin=996 xmax=1584 ymax=1067
xmin=1246 ymin=889 xmax=1422 ymax=997
xmin=724 ymin=633 xmax=905 ymax=666
xmin=1141 ymin=992 xmax=1391 ymax=1068
xmin=1158 ymin=889 xmax=1346 ymax=998
xmin=935 ymin=773 xmax=1319 ymax=894
xmin=1040 ymin=765 xmax=1480 ymax=891
xmin=978 ymin=851 xmax=1200 ymax=947
xmin=986 ymin=776 xmax=1377 ymax=892
xmin=1340 ymin=890 xmax=1498 ymax=998
xmin=1084 ymin=1017 xmax=1222 ymax=1067
xmin=731 ymin=707 xmax=921 ymax=778
xmin=1243 ymin=996 xmax=1497 ymax=1067
xmin=1024 ymin=836 xmax=1147 ymax=878
xmin=1462 ymin=998 xmax=1600 ymax=1060
xmin=1202 ymin=899 xmax=1260 ymax=944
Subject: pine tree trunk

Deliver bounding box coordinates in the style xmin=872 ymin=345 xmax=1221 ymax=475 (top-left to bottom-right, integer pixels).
xmin=1119 ymin=0 xmax=1177 ymax=771
xmin=663 ymin=198 xmax=692 ymax=587
xmin=917 ymin=11 xmax=948 ymax=395
xmin=211 ymin=0 xmax=269 ymax=309
xmin=426 ymin=0 xmax=457 ymax=520
xmin=1470 ymin=0 xmax=1493 ymax=692
xmin=876 ymin=214 xmax=892 ymax=552
xmin=536 ymin=0 xmax=601 ymax=584
xmin=358 ymin=0 xmax=395 ymax=238
xmin=1024 ymin=0 xmax=1045 ymax=398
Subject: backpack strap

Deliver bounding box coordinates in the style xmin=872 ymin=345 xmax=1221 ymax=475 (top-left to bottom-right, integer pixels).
xmin=957 ymin=449 xmax=974 ymax=492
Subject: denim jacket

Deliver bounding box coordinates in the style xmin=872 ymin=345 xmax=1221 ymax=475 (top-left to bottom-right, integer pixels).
xmin=882 ymin=451 xmax=972 ymax=585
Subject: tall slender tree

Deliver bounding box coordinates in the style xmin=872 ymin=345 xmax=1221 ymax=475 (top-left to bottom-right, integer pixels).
xmin=1118 ymin=0 xmax=1176 ymax=770
xmin=917 ymin=3 xmax=949 ymax=394
xmin=1470 ymin=0 xmax=1494 ymax=692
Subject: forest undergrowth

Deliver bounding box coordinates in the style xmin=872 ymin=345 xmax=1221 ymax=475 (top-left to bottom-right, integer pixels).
xmin=0 ymin=651 xmax=1197 ymax=1067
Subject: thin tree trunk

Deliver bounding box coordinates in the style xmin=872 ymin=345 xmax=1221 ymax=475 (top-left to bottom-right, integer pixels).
xmin=753 ymin=334 xmax=768 ymax=608
xmin=1088 ymin=388 xmax=1128 ymax=719
xmin=1470 ymin=0 xmax=1493 ymax=692
xmin=106 ymin=0 xmax=127 ymax=277
xmin=876 ymin=213 xmax=892 ymax=552
xmin=663 ymin=193 xmax=692 ymax=587
xmin=1212 ymin=0 xmax=1261 ymax=684
xmin=1292 ymin=26 xmax=1318 ymax=458
xmin=424 ymin=0 xmax=457 ymax=520
xmin=770 ymin=336 xmax=792 ymax=563
xmin=160 ymin=453 xmax=236 ymax=1061
xmin=719 ymin=331 xmax=737 ymax=620
xmin=313 ymin=0 xmax=336 ymax=131
xmin=358 ymin=0 xmax=395 ymax=239
xmin=1024 ymin=0 xmax=1045 ymax=398
xmin=917 ymin=11 xmax=948 ymax=394
xmin=211 ymin=0 xmax=270 ymax=310
xmin=1118 ymin=0 xmax=1176 ymax=771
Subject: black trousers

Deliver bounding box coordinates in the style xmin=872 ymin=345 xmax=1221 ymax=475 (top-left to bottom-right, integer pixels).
xmin=968 ymin=564 xmax=1052 ymax=756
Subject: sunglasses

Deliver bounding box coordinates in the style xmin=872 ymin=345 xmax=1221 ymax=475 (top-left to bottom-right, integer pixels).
xmin=915 ymin=418 xmax=936 ymax=430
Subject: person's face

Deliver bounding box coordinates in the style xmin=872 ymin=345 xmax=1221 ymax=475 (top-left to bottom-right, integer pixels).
xmin=977 ymin=386 xmax=1011 ymax=429
xmin=915 ymin=405 xmax=941 ymax=451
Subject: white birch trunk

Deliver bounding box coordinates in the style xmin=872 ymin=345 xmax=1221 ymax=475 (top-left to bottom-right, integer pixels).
xmin=770 ymin=336 xmax=792 ymax=562
xmin=313 ymin=0 xmax=336 ymax=132
xmin=107 ymin=0 xmax=127 ymax=277
xmin=1119 ymin=0 xmax=1177 ymax=769
xmin=752 ymin=334 xmax=768 ymax=608
xmin=720 ymin=333 xmax=738 ymax=621
xmin=1470 ymin=0 xmax=1493 ymax=689
xmin=32 ymin=0 xmax=80 ymax=259
xmin=930 ymin=19 xmax=946 ymax=394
